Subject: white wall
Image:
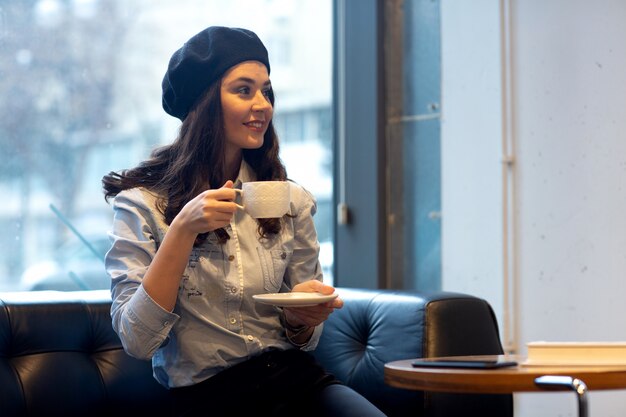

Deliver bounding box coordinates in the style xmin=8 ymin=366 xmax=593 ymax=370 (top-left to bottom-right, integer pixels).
xmin=439 ymin=0 xmax=505 ymax=337
xmin=441 ymin=0 xmax=626 ymax=415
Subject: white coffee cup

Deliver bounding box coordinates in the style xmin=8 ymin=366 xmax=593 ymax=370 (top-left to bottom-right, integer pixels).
xmin=234 ymin=181 xmax=291 ymax=219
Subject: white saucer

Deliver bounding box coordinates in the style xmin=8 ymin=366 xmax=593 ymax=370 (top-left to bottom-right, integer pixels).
xmin=252 ymin=292 xmax=338 ymax=307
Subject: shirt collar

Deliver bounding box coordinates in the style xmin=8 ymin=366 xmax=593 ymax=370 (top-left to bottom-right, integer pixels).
xmin=234 ymin=159 xmax=256 ymax=188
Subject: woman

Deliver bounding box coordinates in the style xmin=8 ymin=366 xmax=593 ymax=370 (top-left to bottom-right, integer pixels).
xmin=102 ymin=26 xmax=385 ymax=417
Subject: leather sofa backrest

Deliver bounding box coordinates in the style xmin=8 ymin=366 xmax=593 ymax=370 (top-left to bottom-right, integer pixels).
xmin=1 ymin=288 xmax=512 ymax=417
xmin=0 ymin=291 xmax=171 ymax=417
xmin=312 ymin=288 xmax=512 ymax=417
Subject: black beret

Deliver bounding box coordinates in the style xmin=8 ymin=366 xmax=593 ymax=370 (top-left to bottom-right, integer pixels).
xmin=162 ymin=26 xmax=270 ymax=121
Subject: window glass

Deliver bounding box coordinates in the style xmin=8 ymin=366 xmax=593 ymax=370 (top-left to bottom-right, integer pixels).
xmin=0 ymin=0 xmax=333 ymax=291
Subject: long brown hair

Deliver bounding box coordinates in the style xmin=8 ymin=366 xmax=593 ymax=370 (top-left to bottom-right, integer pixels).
xmin=102 ymin=79 xmax=287 ymax=244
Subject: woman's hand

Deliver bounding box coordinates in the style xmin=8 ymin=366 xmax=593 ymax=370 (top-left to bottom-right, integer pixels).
xmin=283 ymin=280 xmax=344 ymax=329
xmin=141 ymin=180 xmax=240 ymax=311
xmin=172 ymin=180 xmax=240 ymax=236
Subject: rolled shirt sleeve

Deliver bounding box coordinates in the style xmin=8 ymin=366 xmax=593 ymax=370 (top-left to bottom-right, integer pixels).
xmin=106 ymin=189 xmax=179 ymax=360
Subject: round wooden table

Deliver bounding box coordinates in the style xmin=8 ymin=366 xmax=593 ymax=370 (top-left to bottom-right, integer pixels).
xmin=385 ymin=355 xmax=626 ymax=417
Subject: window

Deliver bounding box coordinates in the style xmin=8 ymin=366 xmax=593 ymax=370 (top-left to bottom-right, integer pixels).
xmin=333 ymin=0 xmax=441 ymax=290
xmin=0 ymin=0 xmax=333 ymax=291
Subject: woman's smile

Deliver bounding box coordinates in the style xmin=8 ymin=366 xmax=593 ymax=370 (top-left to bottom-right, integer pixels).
xmin=243 ymin=119 xmax=266 ymax=131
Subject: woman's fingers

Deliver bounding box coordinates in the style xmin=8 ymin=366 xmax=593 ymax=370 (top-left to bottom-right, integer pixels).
xmin=174 ymin=183 xmax=243 ymax=235
xmin=191 ymin=186 xmax=243 ymax=230
xmin=292 ymin=279 xmax=334 ymax=294
xmin=203 ymin=199 xmax=238 ymax=216
xmin=284 ymin=304 xmax=335 ymax=327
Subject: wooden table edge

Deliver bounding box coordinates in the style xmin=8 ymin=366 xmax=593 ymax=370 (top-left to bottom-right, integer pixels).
xmin=384 ymin=356 xmax=626 ymax=393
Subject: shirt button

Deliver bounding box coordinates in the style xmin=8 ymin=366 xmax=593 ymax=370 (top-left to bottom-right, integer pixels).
xmin=230 ymin=318 xmax=237 ymax=324
xmin=228 ymin=255 xmax=235 ymax=261
xmin=231 ymin=287 xmax=238 ymax=293
xmin=247 ymin=335 xmax=254 ymax=341
xmin=163 ymin=321 xmax=169 ymax=327
xmin=280 ymin=252 xmax=286 ymax=259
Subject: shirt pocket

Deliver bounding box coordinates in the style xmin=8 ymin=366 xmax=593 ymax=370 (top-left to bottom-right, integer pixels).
xmin=257 ymin=247 xmax=292 ymax=293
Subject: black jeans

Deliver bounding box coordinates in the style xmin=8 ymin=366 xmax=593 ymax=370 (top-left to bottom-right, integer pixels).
xmin=170 ymin=349 xmax=386 ymax=417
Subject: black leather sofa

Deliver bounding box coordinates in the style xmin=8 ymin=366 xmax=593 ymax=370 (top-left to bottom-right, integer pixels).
xmin=0 ymin=288 xmax=512 ymax=417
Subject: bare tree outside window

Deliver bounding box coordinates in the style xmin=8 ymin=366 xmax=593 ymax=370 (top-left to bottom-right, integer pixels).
xmin=0 ymin=0 xmax=132 ymax=287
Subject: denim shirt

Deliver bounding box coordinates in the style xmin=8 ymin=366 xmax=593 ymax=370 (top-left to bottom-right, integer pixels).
xmin=105 ymin=161 xmax=323 ymax=388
